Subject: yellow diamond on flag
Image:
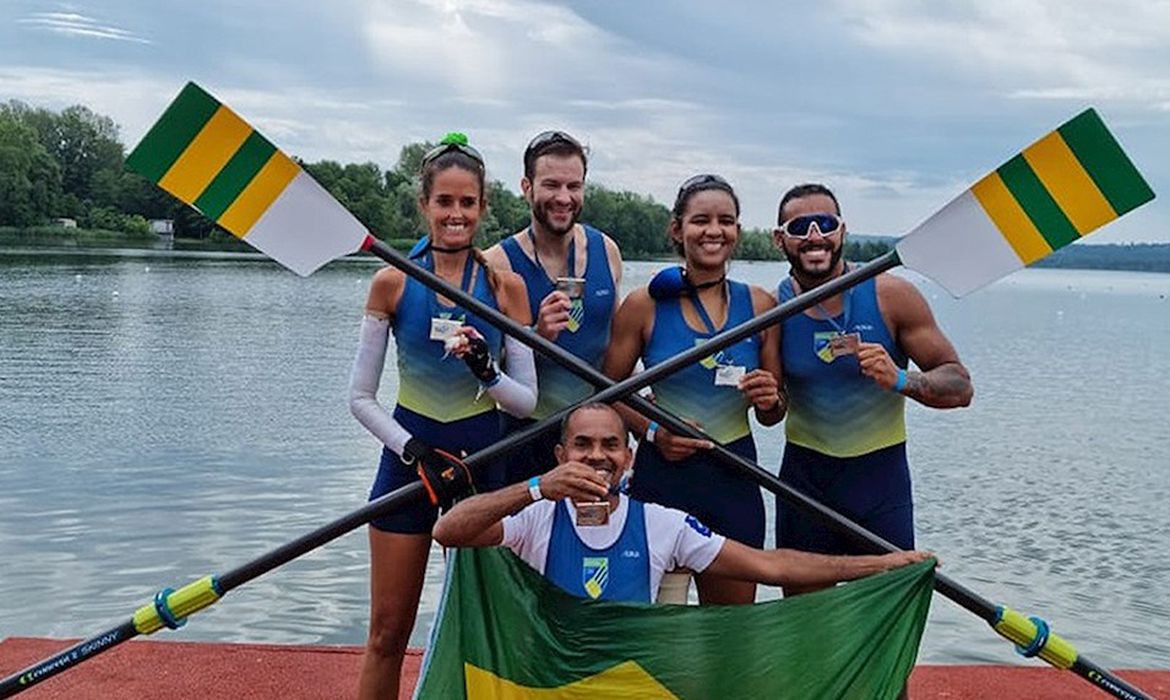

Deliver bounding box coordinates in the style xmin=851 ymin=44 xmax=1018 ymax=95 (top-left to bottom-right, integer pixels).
xmin=464 ymin=660 xmax=679 ymax=699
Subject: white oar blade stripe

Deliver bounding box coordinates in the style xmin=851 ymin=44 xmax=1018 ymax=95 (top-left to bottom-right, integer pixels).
xmin=896 ymin=190 xmax=1023 ymax=297
xmin=245 ymin=171 xmax=369 ymax=277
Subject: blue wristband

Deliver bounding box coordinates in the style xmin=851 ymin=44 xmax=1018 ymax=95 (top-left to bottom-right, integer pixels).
xmin=527 ymin=476 xmax=543 ymax=502
xmin=644 ymin=421 xmax=659 ymax=444
xmin=893 ymin=369 xmax=908 ymax=393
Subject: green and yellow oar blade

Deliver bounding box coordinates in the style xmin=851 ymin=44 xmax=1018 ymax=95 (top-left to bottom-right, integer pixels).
xmin=896 ymin=108 xmax=1155 ymax=297
xmin=126 ymin=82 xmax=371 ymax=276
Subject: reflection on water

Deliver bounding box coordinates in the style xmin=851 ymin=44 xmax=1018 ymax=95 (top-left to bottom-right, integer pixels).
xmin=1 ymin=252 xmax=1167 ymax=668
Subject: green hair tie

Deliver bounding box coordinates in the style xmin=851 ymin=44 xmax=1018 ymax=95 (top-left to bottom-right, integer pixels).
xmin=440 ymin=132 xmax=469 ymax=146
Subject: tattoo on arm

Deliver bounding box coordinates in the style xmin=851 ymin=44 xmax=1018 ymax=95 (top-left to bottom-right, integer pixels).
xmin=903 ymin=363 xmax=973 ymax=409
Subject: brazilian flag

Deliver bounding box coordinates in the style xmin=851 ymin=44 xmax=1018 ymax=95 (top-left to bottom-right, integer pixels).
xmin=415 ymin=548 xmax=935 ymax=699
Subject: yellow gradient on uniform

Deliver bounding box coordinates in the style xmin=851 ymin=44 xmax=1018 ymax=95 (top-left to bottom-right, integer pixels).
xmin=157 ymin=106 xmax=252 ymax=204
xmin=1022 ymin=132 xmax=1117 ymax=236
xmin=217 ymin=152 xmax=300 ymax=238
xmin=970 ymin=173 xmax=1052 ymax=265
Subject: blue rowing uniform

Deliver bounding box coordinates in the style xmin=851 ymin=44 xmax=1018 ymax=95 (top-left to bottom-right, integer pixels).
xmin=368 ymin=252 xmax=506 ymax=534
xmin=778 ymin=273 xmax=906 ymax=458
xmin=775 ymin=273 xmax=914 ymax=554
xmin=500 ymin=225 xmax=616 ymax=481
xmin=545 ymin=499 xmax=651 ymax=602
xmin=629 ymin=280 xmax=765 ymax=548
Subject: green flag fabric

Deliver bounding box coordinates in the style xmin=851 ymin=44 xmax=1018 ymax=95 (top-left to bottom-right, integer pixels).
xmin=415 ymin=547 xmax=935 ymax=699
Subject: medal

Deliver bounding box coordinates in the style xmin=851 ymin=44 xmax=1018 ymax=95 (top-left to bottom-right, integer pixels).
xmin=575 ymin=501 xmax=610 ymax=527
xmin=828 ymin=332 xmax=861 ymax=358
xmin=429 ymin=317 xmax=463 ymax=341
xmin=714 ymin=364 xmax=746 ymax=387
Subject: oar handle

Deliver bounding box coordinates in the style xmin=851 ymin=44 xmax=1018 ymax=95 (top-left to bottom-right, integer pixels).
xmin=0 ymin=622 xmax=137 ymax=698
xmin=0 ymin=482 xmax=431 ymax=697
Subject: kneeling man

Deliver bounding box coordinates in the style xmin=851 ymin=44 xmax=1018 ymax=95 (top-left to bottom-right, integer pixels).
xmin=433 ymin=403 xmax=931 ymax=603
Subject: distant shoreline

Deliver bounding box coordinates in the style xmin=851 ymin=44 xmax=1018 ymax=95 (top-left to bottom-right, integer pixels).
xmin=3 ymin=236 xmax=1170 ymax=274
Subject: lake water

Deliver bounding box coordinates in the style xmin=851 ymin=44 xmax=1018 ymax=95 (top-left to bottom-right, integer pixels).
xmin=1 ymin=250 xmax=1167 ymax=670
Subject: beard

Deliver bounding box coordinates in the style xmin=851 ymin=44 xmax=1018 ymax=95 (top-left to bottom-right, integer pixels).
xmin=783 ymin=240 xmax=844 ymax=283
xmin=532 ymin=198 xmax=580 ymax=237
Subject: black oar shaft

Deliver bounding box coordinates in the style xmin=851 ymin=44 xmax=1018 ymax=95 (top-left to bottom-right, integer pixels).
xmin=0 ymin=482 xmax=431 ymax=698
xmin=0 ymin=622 xmax=137 ymax=697
xmin=1073 ymin=659 xmax=1149 ymax=700
xmin=365 ymin=240 xmax=1151 ymax=700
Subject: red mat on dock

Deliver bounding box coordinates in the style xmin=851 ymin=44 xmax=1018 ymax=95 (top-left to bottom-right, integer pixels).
xmin=2 ymin=637 xmax=1166 ymax=699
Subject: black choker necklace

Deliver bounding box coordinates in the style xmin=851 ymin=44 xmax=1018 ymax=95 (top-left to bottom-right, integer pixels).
xmin=686 ymin=273 xmax=726 ymax=292
xmin=430 ymin=243 xmax=473 ymax=254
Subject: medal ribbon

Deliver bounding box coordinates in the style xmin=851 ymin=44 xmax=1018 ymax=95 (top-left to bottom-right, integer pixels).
xmin=527 ymin=226 xmax=576 ymax=283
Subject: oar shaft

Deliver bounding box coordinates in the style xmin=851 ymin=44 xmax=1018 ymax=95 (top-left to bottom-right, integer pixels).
xmin=218 ymin=482 xmax=425 ymax=591
xmin=1073 ymin=659 xmax=1149 ymax=700
xmin=0 ymin=482 xmax=430 ymax=697
xmin=0 ymin=622 xmax=137 ymax=698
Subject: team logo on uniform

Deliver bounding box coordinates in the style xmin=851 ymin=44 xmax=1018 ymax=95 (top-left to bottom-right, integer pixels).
xmin=582 ymin=557 xmax=609 ymax=599
xmin=814 ymin=331 xmax=838 ymax=363
xmin=565 ymin=298 xmax=584 ymax=333
xmin=694 ymin=339 xmax=733 ymax=370
xmin=685 ymin=515 xmax=712 ymax=537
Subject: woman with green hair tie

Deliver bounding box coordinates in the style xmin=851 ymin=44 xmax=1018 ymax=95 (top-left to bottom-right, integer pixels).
xmin=348 ymin=133 xmax=536 ymax=697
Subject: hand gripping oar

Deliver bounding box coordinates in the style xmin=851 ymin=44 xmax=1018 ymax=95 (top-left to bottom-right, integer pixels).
xmin=3 ymin=83 xmax=1154 ymax=698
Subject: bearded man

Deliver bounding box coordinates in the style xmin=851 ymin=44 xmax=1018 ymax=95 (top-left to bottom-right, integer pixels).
xmin=771 ymin=183 xmax=972 ymax=598
xmin=484 ymin=131 xmax=623 ymax=480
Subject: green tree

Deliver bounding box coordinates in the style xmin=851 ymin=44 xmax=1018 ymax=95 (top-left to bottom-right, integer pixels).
xmin=394 ymin=142 xmax=434 ymax=182
xmin=486 ymin=181 xmax=529 ymax=236
xmin=0 ymin=113 xmax=61 ymax=226
xmin=20 ymin=104 xmax=124 ymax=203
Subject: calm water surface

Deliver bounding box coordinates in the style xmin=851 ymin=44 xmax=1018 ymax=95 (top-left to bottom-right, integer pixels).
xmin=0 ymin=250 xmax=1167 ymax=669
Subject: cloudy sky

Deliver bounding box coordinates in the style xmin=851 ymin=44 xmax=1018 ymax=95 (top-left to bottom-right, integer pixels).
xmin=2 ymin=0 xmax=1167 ymax=241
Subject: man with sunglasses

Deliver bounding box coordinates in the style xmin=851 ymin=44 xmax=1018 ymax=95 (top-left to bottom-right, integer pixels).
xmin=485 ymin=131 xmax=624 ymax=483
xmin=771 ymin=183 xmax=973 ymax=600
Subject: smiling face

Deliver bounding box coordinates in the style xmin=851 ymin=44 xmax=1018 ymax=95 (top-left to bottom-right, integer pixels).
xmin=671 ymin=188 xmax=740 ymax=272
xmin=774 ymin=193 xmax=846 ymax=282
xmin=522 ymin=153 xmax=585 ymax=237
xmin=554 ymin=405 xmax=632 ymax=491
xmin=419 ymin=165 xmax=484 ymax=249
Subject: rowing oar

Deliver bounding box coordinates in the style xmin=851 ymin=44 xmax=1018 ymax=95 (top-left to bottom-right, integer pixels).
xmin=3 ymin=85 xmax=1155 ymax=699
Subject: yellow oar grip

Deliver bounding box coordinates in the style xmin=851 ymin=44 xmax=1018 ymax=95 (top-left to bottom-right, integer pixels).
xmin=132 ymin=576 xmax=223 ymax=635
xmin=993 ymin=606 xmax=1078 ymax=669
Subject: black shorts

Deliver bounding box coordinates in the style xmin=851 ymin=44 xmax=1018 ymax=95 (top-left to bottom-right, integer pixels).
xmin=367 ymin=408 xmax=505 ymax=534
xmin=629 ymin=435 xmax=765 ymax=548
xmin=776 ymin=442 xmax=915 ymax=554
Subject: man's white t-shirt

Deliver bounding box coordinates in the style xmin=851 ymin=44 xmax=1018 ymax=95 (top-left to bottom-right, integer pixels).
xmin=500 ymin=494 xmax=726 ymax=601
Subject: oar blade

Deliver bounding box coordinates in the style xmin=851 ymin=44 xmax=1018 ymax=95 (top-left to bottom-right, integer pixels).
xmin=896 ymin=108 xmax=1155 ymax=297
xmin=126 ymin=82 xmax=370 ymax=276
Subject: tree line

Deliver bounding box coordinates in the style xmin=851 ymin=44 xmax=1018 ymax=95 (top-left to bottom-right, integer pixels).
xmin=0 ymin=100 xmax=892 ymax=261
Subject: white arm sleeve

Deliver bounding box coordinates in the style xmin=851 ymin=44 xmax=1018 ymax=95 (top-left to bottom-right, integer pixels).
xmin=348 ymin=315 xmax=412 ymax=456
xmin=487 ymin=334 xmax=537 ymax=418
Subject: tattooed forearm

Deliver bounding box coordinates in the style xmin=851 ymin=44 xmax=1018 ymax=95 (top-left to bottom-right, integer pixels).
xmin=903 ymin=363 xmax=973 ymax=408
